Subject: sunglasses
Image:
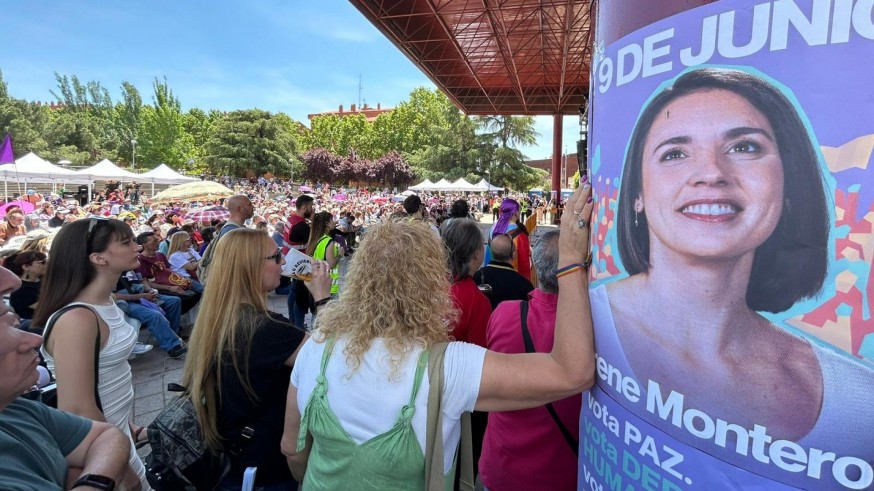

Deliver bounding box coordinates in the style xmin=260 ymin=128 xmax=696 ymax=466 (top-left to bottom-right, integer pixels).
xmin=266 ymin=249 xmax=283 ymax=264
xmin=87 ymin=216 xmax=112 ymax=251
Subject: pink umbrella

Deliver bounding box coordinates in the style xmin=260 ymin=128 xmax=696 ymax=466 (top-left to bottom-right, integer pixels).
xmin=333 ymin=193 xmax=347 ymax=202
xmin=185 ymin=205 xmax=230 ymax=223
xmin=299 ymin=185 xmax=314 ymax=193
xmin=371 ymin=196 xmax=388 ymax=203
xmin=0 ymin=200 xmax=34 ymax=218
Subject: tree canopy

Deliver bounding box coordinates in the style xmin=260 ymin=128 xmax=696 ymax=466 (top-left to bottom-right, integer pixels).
xmin=1 ymin=73 xmax=549 ymax=189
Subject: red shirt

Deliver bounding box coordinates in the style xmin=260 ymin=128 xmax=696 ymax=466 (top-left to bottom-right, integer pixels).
xmin=448 ymin=276 xmax=491 ymax=347
xmin=478 ymin=289 xmax=581 ymax=491
xmin=137 ymin=252 xmax=192 ymax=289
xmin=281 ymin=213 xmax=308 ymax=255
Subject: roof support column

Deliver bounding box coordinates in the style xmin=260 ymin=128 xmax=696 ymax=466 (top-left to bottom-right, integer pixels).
xmin=551 ymin=114 xmax=563 ymax=223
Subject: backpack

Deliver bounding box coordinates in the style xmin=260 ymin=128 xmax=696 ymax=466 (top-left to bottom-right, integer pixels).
xmin=145 ymin=383 xmax=253 ymax=491
xmin=196 ymin=239 xmax=217 ymax=285
xmin=197 ymin=223 xmax=240 ymax=284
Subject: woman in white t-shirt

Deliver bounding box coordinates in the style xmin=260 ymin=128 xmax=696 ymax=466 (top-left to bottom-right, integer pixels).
xmin=166 ymin=231 xmax=201 ymax=278
xmin=282 ymin=184 xmax=596 ymax=490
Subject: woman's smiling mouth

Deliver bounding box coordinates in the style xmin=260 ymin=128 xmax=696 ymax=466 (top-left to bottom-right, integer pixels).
xmin=679 ymin=200 xmax=741 ymax=222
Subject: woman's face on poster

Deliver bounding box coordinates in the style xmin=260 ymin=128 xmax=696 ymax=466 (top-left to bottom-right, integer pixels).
xmin=638 ymin=89 xmax=785 ymax=261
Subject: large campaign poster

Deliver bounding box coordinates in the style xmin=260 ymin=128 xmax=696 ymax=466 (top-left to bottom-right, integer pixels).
xmin=583 ymin=0 xmax=874 ymax=489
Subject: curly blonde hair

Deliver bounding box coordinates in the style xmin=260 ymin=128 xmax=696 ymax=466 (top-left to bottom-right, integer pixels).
xmin=314 ymin=219 xmax=457 ymax=374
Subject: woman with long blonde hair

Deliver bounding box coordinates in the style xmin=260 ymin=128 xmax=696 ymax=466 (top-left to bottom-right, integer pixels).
xmin=282 ymin=185 xmax=597 ymax=490
xmin=166 ymin=231 xmax=202 ymax=291
xmin=182 ymin=228 xmax=330 ymax=491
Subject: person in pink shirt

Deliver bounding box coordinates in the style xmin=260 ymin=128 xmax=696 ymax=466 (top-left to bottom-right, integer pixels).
xmin=479 ymin=229 xmax=581 ymax=491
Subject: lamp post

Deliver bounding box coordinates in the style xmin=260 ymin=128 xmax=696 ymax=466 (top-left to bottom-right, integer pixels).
xmin=130 ymin=139 xmax=137 ymax=170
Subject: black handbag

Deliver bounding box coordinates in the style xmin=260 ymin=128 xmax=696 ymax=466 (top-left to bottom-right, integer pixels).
xmin=145 ymin=383 xmax=253 ymax=491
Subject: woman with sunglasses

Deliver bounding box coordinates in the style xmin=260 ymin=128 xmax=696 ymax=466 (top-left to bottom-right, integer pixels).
xmin=182 ymin=228 xmax=330 ymax=491
xmin=6 ymin=250 xmax=47 ymax=332
xmin=166 ymin=231 xmax=204 ymax=293
xmin=32 ymin=217 xmax=148 ymax=489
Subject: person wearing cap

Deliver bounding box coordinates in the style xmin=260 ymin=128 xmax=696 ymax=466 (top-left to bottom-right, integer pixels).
xmin=48 ymin=208 xmax=68 ymax=228
xmin=120 ymin=213 xmax=137 ymax=233
xmin=0 ymin=210 xmax=27 ymax=247
xmin=24 ymin=188 xmax=42 ymax=204
xmin=23 ymin=214 xmax=42 ymax=232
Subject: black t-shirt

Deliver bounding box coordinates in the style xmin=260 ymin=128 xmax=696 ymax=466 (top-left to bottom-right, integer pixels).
xmin=289 ymin=220 xmax=310 ymax=244
xmin=10 ymin=281 xmax=40 ymax=319
xmin=217 ymin=310 xmax=306 ymax=484
xmin=473 ymin=261 xmax=534 ymax=311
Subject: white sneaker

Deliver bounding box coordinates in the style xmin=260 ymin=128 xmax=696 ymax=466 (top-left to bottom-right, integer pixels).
xmin=129 ymin=342 xmax=153 ymax=359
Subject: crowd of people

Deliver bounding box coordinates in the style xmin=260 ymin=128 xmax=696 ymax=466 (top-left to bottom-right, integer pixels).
xmin=0 ymin=173 xmax=594 ymax=490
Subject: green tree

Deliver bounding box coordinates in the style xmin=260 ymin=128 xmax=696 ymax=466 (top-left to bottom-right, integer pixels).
xmin=0 ymin=71 xmax=51 ymax=158
xmin=372 ymin=87 xmax=453 ymax=155
xmin=476 ymin=115 xmax=543 ymax=191
xmin=47 ymin=73 xmax=116 ymax=162
xmin=182 ymin=108 xmax=220 ymax=173
xmin=408 ymin=101 xmax=489 ymax=183
xmin=205 ymin=109 xmax=299 ymax=177
xmin=301 ymin=113 xmax=376 ymax=158
xmin=138 ymin=77 xmax=194 ymax=169
xmin=112 ymin=81 xmax=143 ymax=166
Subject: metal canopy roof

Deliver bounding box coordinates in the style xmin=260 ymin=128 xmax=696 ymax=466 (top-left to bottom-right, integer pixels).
xmin=349 ymin=0 xmax=595 ymax=115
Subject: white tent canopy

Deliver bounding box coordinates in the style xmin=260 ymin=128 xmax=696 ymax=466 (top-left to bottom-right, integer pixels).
xmin=432 ymin=178 xmax=454 ymax=191
xmin=0 ymin=152 xmax=90 ymax=198
xmin=1 ymin=152 xmax=90 ymax=185
xmin=0 ymin=153 xmax=89 ymax=182
xmin=476 ymin=178 xmax=502 ymax=192
xmin=408 ymin=179 xmax=435 ymax=191
xmin=76 ymin=159 xmax=140 ymax=181
xmin=138 ymin=163 xmax=198 ymax=195
xmin=448 ymin=178 xmax=481 ymax=192
xmin=138 ymin=164 xmax=198 ymax=185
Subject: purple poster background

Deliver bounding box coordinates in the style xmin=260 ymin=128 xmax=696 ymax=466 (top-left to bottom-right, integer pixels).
xmin=583 ymin=0 xmax=874 ymax=489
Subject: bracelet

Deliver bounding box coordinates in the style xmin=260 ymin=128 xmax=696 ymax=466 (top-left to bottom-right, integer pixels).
xmin=314 ymin=297 xmax=331 ymax=308
xmin=556 ymin=253 xmax=593 ymax=279
xmin=556 ymin=263 xmax=584 ymax=279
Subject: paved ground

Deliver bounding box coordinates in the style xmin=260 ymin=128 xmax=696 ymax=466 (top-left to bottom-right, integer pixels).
xmin=130 ymin=218 xmax=558 ymax=452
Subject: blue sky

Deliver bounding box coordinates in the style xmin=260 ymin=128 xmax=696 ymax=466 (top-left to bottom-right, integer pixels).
xmin=2 ymin=0 xmax=580 ymax=159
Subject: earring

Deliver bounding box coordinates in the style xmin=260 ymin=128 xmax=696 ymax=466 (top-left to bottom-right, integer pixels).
xmin=634 ymin=210 xmax=639 ymax=227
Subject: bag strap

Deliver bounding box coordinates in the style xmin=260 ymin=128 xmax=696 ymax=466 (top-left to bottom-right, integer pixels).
xmin=425 ymin=342 xmax=474 ymax=491
xmin=44 ymin=304 xmax=104 ymax=413
xmin=519 ymin=301 xmax=578 ymax=456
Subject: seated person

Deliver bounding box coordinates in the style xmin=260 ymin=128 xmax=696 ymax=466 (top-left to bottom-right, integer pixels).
xmin=114 ymin=270 xmax=188 ymax=359
xmin=6 ymin=250 xmax=47 ymax=333
xmin=135 ymin=231 xmax=201 ymax=313
xmin=165 ymin=232 xmax=204 ymax=293
xmin=0 ymin=265 xmax=140 ymax=490
xmin=0 ymin=210 xmax=27 ymax=247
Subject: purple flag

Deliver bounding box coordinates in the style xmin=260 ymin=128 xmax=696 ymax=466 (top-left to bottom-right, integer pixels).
xmin=0 ymin=133 xmax=13 ymax=164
